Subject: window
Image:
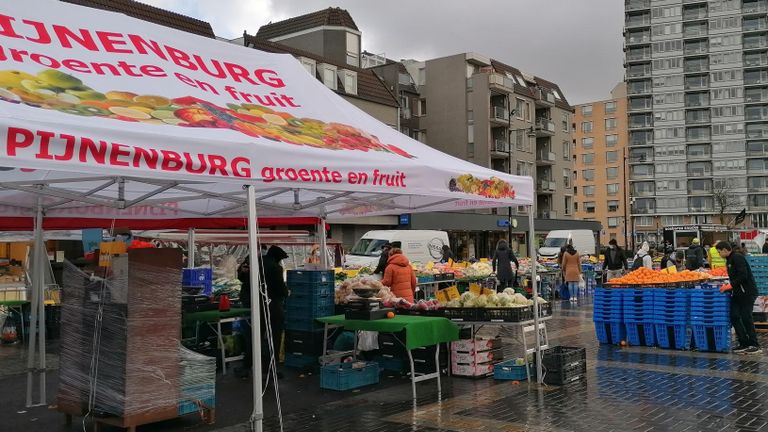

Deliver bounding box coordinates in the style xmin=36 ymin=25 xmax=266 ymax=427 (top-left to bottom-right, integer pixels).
xmin=563 ymin=168 xmax=571 ymax=188
xmin=419 ymin=99 xmax=427 ymax=116
xmin=608 ymin=201 xmax=619 ymax=212
xmin=583 ymin=153 xmax=595 ymax=165
xmin=300 ymin=57 xmax=316 ymax=77
xmin=562 ymin=114 xmax=570 ymax=132
xmin=605 ymin=101 xmax=616 ymax=114
xmin=563 ymin=141 xmax=571 ymax=161
xmin=582 ymin=121 xmax=593 ymax=133
xmin=607 ymin=217 xmax=619 ymax=228
xmin=321 ymin=64 xmax=337 ymax=90
xmin=515 ymin=98 xmax=525 ymax=120
xmin=467 ymin=125 xmax=474 ymax=143
xmin=661 ymin=216 xmax=684 ymax=226
xmin=467 ymin=142 xmax=474 ymax=158
xmin=607 ymin=183 xmax=620 ymax=195
xmin=581 ymin=105 xmax=592 ymax=116
xmin=565 ymin=196 xmax=572 ymax=216
xmin=607 ymin=167 xmax=619 ymax=179
xmin=582 ymin=137 xmax=594 ymax=149
xmin=346 ymin=32 xmax=360 ymax=67
xmin=636 ymin=216 xmax=654 ymax=227
xmin=342 ymin=70 xmax=357 ymax=95
xmin=606 ymin=135 xmax=618 ymax=147
xmin=585 ymin=202 xmax=596 ymax=213
xmin=582 ymin=169 xmax=595 ymax=181
xmin=584 ymin=186 xmax=595 ymax=196
xmin=605 ymin=118 xmax=617 ymax=130
xmin=606 ymin=151 xmax=618 ymax=163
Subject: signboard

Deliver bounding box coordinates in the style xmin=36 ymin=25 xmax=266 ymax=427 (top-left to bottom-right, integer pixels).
xmin=399 ymin=214 xmax=411 ymax=225
xmin=497 ymin=219 xmax=510 ymax=228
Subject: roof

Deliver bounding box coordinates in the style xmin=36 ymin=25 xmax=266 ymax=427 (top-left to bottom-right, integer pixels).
xmin=490 ymin=60 xmax=572 ymax=111
xmin=60 ymin=0 xmax=215 ymax=38
xmin=243 ymin=34 xmax=399 ymax=108
xmin=256 ymin=7 xmax=358 ymax=40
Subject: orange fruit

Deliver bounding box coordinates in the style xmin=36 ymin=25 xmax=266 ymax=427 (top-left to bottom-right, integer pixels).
xmin=386 ymin=311 xmax=395 ymax=319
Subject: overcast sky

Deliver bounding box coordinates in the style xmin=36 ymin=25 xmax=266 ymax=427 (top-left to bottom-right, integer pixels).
xmin=144 ymin=0 xmax=624 ymax=105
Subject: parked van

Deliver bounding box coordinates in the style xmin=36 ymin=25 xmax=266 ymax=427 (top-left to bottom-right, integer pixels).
xmin=344 ymin=230 xmax=449 ymax=269
xmin=538 ymin=229 xmax=597 ymax=259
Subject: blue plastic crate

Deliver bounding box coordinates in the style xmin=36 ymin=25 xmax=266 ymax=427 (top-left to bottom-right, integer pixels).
xmin=608 ymin=321 xmax=626 ymax=344
xmin=692 ymin=325 xmax=732 ymax=353
xmin=182 ymin=268 xmax=213 ymax=295
xmin=284 ymin=353 xmax=319 ymax=369
xmin=625 ymin=321 xmax=656 ymax=346
xmin=288 ymin=282 xmax=335 ymax=296
xmin=375 ymin=355 xmax=405 ymax=372
xmin=178 ymin=383 xmax=215 ymax=416
xmin=286 ymin=294 xmax=335 ymax=310
xmin=494 ymin=360 xmax=530 ymax=381
xmin=287 ymin=270 xmax=334 ymax=285
xmin=320 ymin=362 xmax=380 ymax=391
xmin=417 ymin=275 xmax=435 ymax=284
xmin=284 ymin=318 xmax=327 ymax=332
xmin=285 ymin=304 xmax=335 ymax=324
xmin=594 ymin=320 xmax=610 ymax=344
xmin=654 ymin=324 xmax=691 ymax=350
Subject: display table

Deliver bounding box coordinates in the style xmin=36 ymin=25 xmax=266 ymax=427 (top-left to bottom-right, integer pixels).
xmin=183 ymin=308 xmax=250 ymax=374
xmin=317 ymin=314 xmax=460 ymax=398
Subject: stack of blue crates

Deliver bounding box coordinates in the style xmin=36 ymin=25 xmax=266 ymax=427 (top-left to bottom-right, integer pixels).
xmin=182 ymin=267 xmax=213 ymax=295
xmin=747 ymin=256 xmax=768 ymax=296
xmin=581 ymin=264 xmax=598 ymax=293
xmin=653 ymin=289 xmax=691 ymax=350
xmin=284 ymin=270 xmax=335 ymax=368
xmin=593 ymin=288 xmax=625 ymax=344
xmin=690 ymin=286 xmax=731 ymax=352
xmin=623 ymin=289 xmax=655 ymax=347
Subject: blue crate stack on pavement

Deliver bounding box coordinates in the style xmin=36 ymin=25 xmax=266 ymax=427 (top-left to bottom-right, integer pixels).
xmin=622 ymin=288 xmax=656 ymax=347
xmin=593 ymin=288 xmax=625 ymax=344
xmin=747 ymin=255 xmax=768 ymax=296
xmin=690 ymin=285 xmax=731 ymax=353
xmin=653 ymin=288 xmax=691 ymax=350
xmin=284 ymin=270 xmax=335 ymax=369
xmin=582 ymin=264 xmax=598 ymax=295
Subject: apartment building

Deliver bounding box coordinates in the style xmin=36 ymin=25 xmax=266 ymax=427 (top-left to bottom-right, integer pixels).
xmin=624 ymin=0 xmax=768 ymax=244
xmin=574 ymin=83 xmax=629 ymax=247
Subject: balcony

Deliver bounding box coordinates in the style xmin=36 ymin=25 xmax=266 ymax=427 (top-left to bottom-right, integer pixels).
xmin=490 ymin=106 xmax=508 ymax=124
xmin=745 ymin=37 xmax=768 ymax=50
xmin=536 ymin=179 xmax=556 ymax=194
xmin=491 ymin=139 xmax=510 ymax=157
xmin=538 ymin=211 xmax=558 ymax=219
xmin=627 ymin=66 xmax=652 ymax=79
xmin=684 ymin=63 xmax=708 ymax=74
xmin=684 ymin=26 xmax=708 ymax=38
xmin=534 ymin=88 xmax=556 ymax=107
xmin=628 ymin=84 xmax=652 ymax=95
xmin=489 ymin=73 xmax=515 ymax=94
xmin=683 ymin=9 xmax=707 ymax=21
xmin=625 ymin=0 xmax=650 ymax=11
xmin=629 ymin=119 xmax=653 ymax=129
xmin=685 ymin=96 xmax=710 ymax=108
xmin=535 ymin=118 xmax=556 ymax=136
xmin=626 ymin=51 xmax=651 ymax=62
xmin=536 ymin=151 xmax=556 ymax=165
xmin=628 ymin=98 xmax=652 ymax=112
xmin=746 ymin=90 xmax=768 ymax=104
xmin=744 ymin=19 xmax=768 ymax=32
xmin=745 ymin=55 xmax=768 ymax=68
xmin=684 ymin=45 xmax=708 ymax=56
xmin=745 ymin=72 xmax=768 ymax=86
xmin=686 ymin=113 xmax=711 ymax=124
xmin=744 ymin=1 xmax=768 ymax=15
xmin=625 ymin=16 xmax=651 ymax=29
xmin=625 ymin=34 xmax=651 ymax=46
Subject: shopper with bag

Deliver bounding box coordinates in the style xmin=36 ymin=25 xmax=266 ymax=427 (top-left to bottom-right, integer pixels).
xmin=632 ymin=242 xmax=653 ymax=270
xmin=492 ymin=240 xmax=519 ymax=292
xmin=560 ymin=244 xmax=582 ymax=303
xmin=716 ymin=241 xmax=761 ymax=354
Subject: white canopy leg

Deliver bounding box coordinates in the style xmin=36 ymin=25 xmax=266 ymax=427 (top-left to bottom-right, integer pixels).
xmin=319 ymin=215 xmax=328 ymax=269
xmin=26 ymin=197 xmax=46 ymax=407
xmin=246 ymin=186 xmax=264 ymax=432
xmin=187 ymin=228 xmax=195 ymax=267
xmin=529 ymin=208 xmax=542 ymax=384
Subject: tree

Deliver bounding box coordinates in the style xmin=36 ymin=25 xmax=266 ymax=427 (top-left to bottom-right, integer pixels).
xmin=712 ymin=180 xmax=743 ymax=227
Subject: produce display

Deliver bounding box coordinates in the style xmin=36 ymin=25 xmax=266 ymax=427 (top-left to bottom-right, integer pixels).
xmin=335 ymin=276 xmax=395 ymax=304
xmin=707 ymin=267 xmax=728 ymax=277
xmin=382 ymin=298 xmax=442 ymax=312
xmin=462 ymin=262 xmax=493 ymax=279
xmin=605 ymin=267 xmax=710 ymax=285
xmin=443 ymin=289 xmax=546 ymax=309
xmin=212 ymin=278 xmax=241 ymax=297
xmin=516 ymin=258 xmax=548 ymax=275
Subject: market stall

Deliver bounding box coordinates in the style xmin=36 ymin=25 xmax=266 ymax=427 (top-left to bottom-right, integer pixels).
xmin=0 ymin=2 xmax=539 ymax=430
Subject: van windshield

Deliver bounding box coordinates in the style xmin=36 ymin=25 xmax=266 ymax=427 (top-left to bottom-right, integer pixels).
xmin=542 ymin=237 xmax=567 ymax=248
xmin=349 ymin=239 xmax=389 ymax=256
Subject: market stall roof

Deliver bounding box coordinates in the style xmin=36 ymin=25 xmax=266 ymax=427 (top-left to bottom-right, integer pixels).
xmin=135 ymin=229 xmax=341 ymax=245
xmin=0 ymin=1 xmax=533 ymax=230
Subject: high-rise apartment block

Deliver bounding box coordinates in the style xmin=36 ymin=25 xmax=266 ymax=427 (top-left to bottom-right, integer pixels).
xmin=624 ymin=0 xmax=768 ymax=244
xmin=574 ymin=83 xmax=629 ymax=247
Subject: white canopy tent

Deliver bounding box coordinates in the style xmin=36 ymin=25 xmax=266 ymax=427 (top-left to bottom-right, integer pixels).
xmin=0 ymin=2 xmax=543 ymax=430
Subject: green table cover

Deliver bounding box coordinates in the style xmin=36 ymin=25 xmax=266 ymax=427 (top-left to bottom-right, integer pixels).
xmin=182 ymin=307 xmax=250 ymax=327
xmin=0 ymin=300 xmax=29 ymax=307
xmin=316 ymin=314 xmax=459 ymax=350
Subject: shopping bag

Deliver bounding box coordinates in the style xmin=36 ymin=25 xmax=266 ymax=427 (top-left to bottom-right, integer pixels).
xmin=357 ymin=330 xmax=379 ymax=351
xmin=558 ymin=283 xmax=570 ymax=301
xmin=578 ymin=275 xmax=586 ymax=290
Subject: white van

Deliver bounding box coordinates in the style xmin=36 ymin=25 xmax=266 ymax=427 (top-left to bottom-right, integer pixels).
xmin=345 ymin=230 xmax=449 ymax=269
xmin=538 ymin=229 xmax=597 ymax=259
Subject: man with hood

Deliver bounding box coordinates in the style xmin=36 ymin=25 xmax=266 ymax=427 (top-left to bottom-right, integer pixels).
xmin=492 ymin=239 xmax=519 ymax=291
xmin=685 ymin=238 xmax=705 ymax=270
xmin=236 ymin=245 xmax=290 ymax=379
xmin=632 ymin=242 xmax=653 ymax=269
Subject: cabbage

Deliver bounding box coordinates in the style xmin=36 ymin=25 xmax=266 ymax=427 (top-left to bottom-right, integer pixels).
xmin=486 ymin=293 xmax=499 ymax=307
xmin=512 ymin=293 xmax=529 ymax=305
xmin=460 ymin=291 xmax=477 ymax=304
xmin=474 ymin=295 xmax=488 ymax=308
xmin=445 ymin=299 xmax=462 ymax=308
xmin=463 ymin=297 xmax=477 ymax=308
xmin=497 ymin=293 xmax=513 ymax=307
xmin=503 ymin=288 xmax=516 ymax=296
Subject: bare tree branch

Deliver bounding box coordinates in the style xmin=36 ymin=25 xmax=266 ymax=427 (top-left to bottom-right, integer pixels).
xmin=712 ymin=180 xmax=743 ymax=227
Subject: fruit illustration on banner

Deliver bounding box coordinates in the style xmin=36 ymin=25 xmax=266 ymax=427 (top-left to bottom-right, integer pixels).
xmin=0 ymin=68 xmax=415 ymax=159
xmin=449 ymin=174 xmax=516 ymax=199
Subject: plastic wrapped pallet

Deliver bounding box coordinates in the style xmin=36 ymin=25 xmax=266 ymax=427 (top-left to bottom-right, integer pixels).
xmin=56 ymin=249 xmax=214 ymax=427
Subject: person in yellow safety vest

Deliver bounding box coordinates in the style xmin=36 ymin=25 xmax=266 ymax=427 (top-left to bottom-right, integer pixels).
xmin=709 ymin=244 xmax=726 ymax=268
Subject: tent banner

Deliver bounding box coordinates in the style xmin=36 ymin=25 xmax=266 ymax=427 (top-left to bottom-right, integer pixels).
xmin=0 ymin=1 xmax=533 ymax=207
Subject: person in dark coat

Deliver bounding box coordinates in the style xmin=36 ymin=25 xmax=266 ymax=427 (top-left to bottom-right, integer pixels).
xmin=602 ymin=239 xmax=627 ymax=281
xmin=716 ymin=241 xmax=761 ymax=354
xmin=441 ymin=245 xmax=455 ymax=263
xmin=762 ymin=239 xmax=768 ymax=254
xmin=685 ymin=238 xmax=705 ymax=270
xmin=492 ymin=240 xmax=519 ymax=291
xmin=236 ymin=246 xmax=290 ymax=378
xmin=373 ymin=243 xmax=393 ymax=275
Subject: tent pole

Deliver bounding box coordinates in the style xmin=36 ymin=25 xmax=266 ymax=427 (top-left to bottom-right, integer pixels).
xmin=187 ymin=228 xmax=195 ymax=267
xmin=26 ymin=196 xmax=45 ymax=407
xmin=528 ymin=208 xmax=542 ymax=384
xmin=246 ymin=186 xmax=264 ymax=432
xmin=319 ymin=215 xmax=328 ymax=269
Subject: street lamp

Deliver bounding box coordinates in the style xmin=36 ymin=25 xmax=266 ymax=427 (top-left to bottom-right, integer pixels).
xmin=507 ymin=104 xmax=536 ymax=252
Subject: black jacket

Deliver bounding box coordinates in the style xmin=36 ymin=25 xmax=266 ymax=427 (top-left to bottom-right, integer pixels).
xmin=238 ymin=246 xmax=290 ymax=306
xmin=726 ymin=252 xmax=758 ymax=299
xmin=492 ymin=241 xmax=519 ymax=281
xmin=762 ymin=242 xmax=768 ymax=254
xmin=603 ymin=247 xmax=627 ymax=271
xmin=373 ymin=251 xmax=389 ymax=275
xmin=685 ymin=245 xmax=705 ymax=270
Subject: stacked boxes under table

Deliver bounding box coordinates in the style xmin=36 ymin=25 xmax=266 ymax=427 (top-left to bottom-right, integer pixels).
xmin=450 ymin=338 xmax=503 ymax=377
xmin=284 ymin=270 xmax=335 ymax=369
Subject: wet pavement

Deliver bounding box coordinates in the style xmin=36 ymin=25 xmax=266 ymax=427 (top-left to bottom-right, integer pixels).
xmin=2 ymin=298 xmax=768 ymax=431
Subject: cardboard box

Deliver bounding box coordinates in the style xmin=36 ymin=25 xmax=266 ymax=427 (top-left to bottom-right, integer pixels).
xmin=450 ymin=338 xmax=502 ymax=354
xmin=451 ymin=348 xmax=504 ymax=365
xmin=451 ymin=361 xmax=495 ymax=377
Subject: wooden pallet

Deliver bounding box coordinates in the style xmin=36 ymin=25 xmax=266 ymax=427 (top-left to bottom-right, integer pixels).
xmin=755 ymin=321 xmax=768 ymax=333
xmin=61 ymin=404 xmax=215 ymax=432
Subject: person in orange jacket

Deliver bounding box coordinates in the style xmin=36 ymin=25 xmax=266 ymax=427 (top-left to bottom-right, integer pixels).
xmin=381 ymin=248 xmax=417 ymax=302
